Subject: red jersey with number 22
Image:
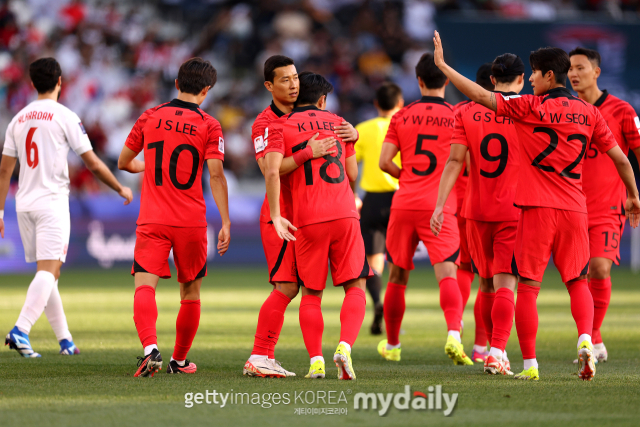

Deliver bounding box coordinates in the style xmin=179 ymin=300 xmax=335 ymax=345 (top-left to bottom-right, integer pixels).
xmin=125 ymin=99 xmax=225 ymax=227
xmin=385 ymin=96 xmax=456 ymax=213
xmin=495 ymin=88 xmax=617 ymax=213
xmin=264 ymin=105 xmax=358 ymax=228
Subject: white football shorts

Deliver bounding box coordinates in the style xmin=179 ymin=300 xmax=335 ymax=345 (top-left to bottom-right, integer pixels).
xmin=17 ymin=203 xmax=71 ymax=263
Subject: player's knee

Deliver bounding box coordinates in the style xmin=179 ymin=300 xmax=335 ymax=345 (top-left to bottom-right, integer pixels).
xmin=275 ymin=282 xmax=299 ymax=299
xmin=459 ymin=262 xmax=472 ymax=273
xmin=589 ymin=258 xmax=612 ymax=279
xmin=388 ymin=263 xmax=409 ymax=285
xmin=434 ymin=262 xmax=457 ymax=283
xmin=479 ymin=276 xmax=494 ymax=293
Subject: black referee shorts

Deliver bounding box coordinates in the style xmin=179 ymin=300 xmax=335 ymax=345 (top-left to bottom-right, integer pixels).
xmin=360 ymin=191 xmax=395 ymax=256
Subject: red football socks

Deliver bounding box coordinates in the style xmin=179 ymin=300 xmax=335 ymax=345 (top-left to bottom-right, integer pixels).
xmin=479 ymin=290 xmax=495 ymax=345
xmin=133 ymin=285 xmax=158 ymax=348
xmin=491 ymin=288 xmax=515 ymax=351
xmin=299 ymin=295 xmax=324 ymax=358
xmin=589 ymin=277 xmax=611 ymax=344
xmin=339 ymin=287 xmax=367 ymax=346
xmin=457 ymin=269 xmax=474 ymax=309
xmin=251 ymin=290 xmax=292 ymax=358
xmin=474 ymin=287 xmax=488 ymax=346
xmin=383 ymin=282 xmax=406 ymax=346
xmin=439 ymin=277 xmax=463 ymax=331
xmin=566 ymin=278 xmax=594 ymax=338
xmin=515 ymin=283 xmax=539 ymax=359
xmin=172 ymin=299 xmax=201 ymax=361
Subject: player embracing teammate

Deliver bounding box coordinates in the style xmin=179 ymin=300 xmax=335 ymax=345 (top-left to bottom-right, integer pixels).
xmin=433 ymin=31 xmax=640 ymax=380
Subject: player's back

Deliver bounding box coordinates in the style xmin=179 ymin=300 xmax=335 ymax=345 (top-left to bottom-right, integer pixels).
xmin=385 ymin=96 xmax=456 ymax=213
xmin=454 ymin=96 xmax=520 ymax=222
xmin=3 ymin=99 xmax=93 ymax=212
xmin=125 ymin=99 xmax=224 ymax=227
xmin=354 ymin=116 xmax=399 ymax=192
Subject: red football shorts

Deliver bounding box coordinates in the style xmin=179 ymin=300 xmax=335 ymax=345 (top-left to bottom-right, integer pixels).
xmin=457 ymin=206 xmax=471 ymax=265
xmin=132 ymin=224 xmax=207 ymax=283
xmin=466 ymin=219 xmax=518 ymax=279
xmin=295 ymin=218 xmax=372 ymax=291
xmin=260 ymin=220 xmax=298 ymax=284
xmin=514 ymin=207 xmax=589 ymax=283
xmin=386 ymin=209 xmax=460 ymax=270
xmin=588 ymin=213 xmax=625 ymax=265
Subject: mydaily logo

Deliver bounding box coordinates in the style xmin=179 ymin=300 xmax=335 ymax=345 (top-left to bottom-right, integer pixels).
xmin=354 ymin=385 xmax=458 ymax=416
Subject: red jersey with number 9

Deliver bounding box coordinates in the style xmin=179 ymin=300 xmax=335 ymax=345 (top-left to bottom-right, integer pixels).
xmin=384 ymin=96 xmax=457 ymax=213
xmin=264 ymin=105 xmax=358 ymax=228
xmin=495 ymin=88 xmax=617 ymax=213
xmin=125 ymin=99 xmax=225 ymax=227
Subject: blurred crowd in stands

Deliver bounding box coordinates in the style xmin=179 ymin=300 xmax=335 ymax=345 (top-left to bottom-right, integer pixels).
xmin=0 ymin=0 xmax=638 ymax=195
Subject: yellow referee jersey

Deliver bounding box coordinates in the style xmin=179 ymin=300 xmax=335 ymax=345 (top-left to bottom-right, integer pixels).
xmin=355 ymin=116 xmax=401 ymax=193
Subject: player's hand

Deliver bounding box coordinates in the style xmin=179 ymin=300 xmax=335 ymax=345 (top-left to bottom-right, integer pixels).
xmin=433 ymin=31 xmax=446 ymax=69
xmin=430 ymin=206 xmax=444 ymax=236
xmin=217 ymin=223 xmax=231 ymax=256
xmin=355 ymin=194 xmax=363 ymax=216
xmin=272 ymin=216 xmax=297 ymax=241
xmin=119 ymin=186 xmax=134 ymax=205
xmin=626 ymin=197 xmax=640 ymax=228
xmin=0 ymin=218 xmax=4 ymax=239
xmin=335 ymin=121 xmax=358 ymax=142
xmin=308 ymin=132 xmax=336 ymax=158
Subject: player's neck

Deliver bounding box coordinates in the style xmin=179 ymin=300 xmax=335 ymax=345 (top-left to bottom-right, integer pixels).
xmin=377 ymin=107 xmax=400 ymax=118
xmin=177 ymin=92 xmax=203 ymax=106
xmin=576 ymin=85 xmax=603 ymax=106
xmin=494 ymin=84 xmax=517 ymax=94
xmin=272 ymin=98 xmax=294 ymax=114
xmin=36 ymin=91 xmax=58 ymax=102
xmin=420 ymin=87 xmax=445 ymax=99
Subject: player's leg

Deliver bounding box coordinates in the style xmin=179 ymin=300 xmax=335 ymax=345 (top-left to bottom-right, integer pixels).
xmin=360 ymin=192 xmax=385 ymax=334
xmin=44 ymin=279 xmax=78 ymax=355
xmin=466 ymin=219 xmax=492 ymax=363
xmin=456 ymin=214 xmax=476 ymax=339
xmin=334 ymin=278 xmax=367 ymax=380
xmin=367 ymin=252 xmax=385 ymax=334
xmin=588 ymin=257 xmax=613 ymax=361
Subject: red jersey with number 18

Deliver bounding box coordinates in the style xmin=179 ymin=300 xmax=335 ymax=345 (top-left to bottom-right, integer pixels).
xmin=495 ymin=87 xmax=617 ymax=213
xmin=264 ymin=105 xmax=358 ymax=228
xmin=384 ymin=96 xmax=457 ymax=213
xmin=125 ymin=98 xmax=225 ymax=227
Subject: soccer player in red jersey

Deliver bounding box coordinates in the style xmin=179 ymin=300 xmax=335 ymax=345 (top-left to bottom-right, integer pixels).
xmin=433 ymin=54 xmax=526 ymax=376
xmin=568 ymin=47 xmax=640 ymax=363
xmin=377 ymin=52 xmax=473 ymax=366
xmin=118 ymin=58 xmax=231 ymax=377
xmin=244 ymin=56 xmax=357 ymax=378
xmin=264 ymin=72 xmax=371 ymax=380
xmin=433 ymin=31 xmax=640 ymax=381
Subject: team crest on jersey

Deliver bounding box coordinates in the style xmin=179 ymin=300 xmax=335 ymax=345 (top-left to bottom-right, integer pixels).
xmin=78 ymin=122 xmax=87 ymax=134
xmin=562 ymin=101 xmax=569 ymax=107
xmin=308 ymin=112 xmax=316 ymax=117
xmin=254 ymin=135 xmax=265 ymax=153
xmin=218 ymin=136 xmax=225 ymax=153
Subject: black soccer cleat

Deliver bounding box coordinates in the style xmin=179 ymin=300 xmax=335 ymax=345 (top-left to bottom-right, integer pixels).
xmin=134 ymin=348 xmax=163 ymax=377
xmin=370 ymin=302 xmax=384 ymax=335
xmin=166 ymin=359 xmax=197 ymax=374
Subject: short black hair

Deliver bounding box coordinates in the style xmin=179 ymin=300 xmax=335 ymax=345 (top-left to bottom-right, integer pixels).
xmin=264 ymin=55 xmax=295 ymax=83
xmin=568 ymin=47 xmax=601 ymax=68
xmin=415 ymin=52 xmax=447 ymax=89
xmin=296 ymin=71 xmax=333 ymax=106
xmin=529 ymin=47 xmax=570 ymax=85
xmin=376 ymin=82 xmax=403 ymax=111
xmin=476 ymin=63 xmax=493 ymax=91
xmin=492 ymin=53 xmax=525 ymax=84
xmin=177 ymin=58 xmax=217 ymax=95
xmin=29 ymin=58 xmax=62 ymax=94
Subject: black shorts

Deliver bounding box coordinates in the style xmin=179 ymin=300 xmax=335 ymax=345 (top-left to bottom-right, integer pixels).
xmin=360 ymin=191 xmax=395 ymax=255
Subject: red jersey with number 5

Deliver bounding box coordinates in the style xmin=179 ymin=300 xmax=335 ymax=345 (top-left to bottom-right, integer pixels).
xmin=495 ymin=87 xmax=617 ymax=213
xmin=264 ymin=105 xmax=358 ymax=228
xmin=125 ymin=99 xmax=225 ymax=227
xmin=384 ymin=96 xmax=456 ymax=213
xmin=582 ymin=91 xmax=640 ymax=218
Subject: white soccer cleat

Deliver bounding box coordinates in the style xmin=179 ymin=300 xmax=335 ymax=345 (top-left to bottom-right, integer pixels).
xmin=271 ymin=359 xmax=296 ymax=377
xmin=594 ymin=343 xmax=607 ymax=363
xmin=243 ymin=357 xmax=286 ymax=378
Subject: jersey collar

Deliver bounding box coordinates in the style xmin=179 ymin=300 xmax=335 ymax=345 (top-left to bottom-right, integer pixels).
xmin=494 ymin=91 xmax=517 ymax=96
xmin=419 ymin=96 xmax=447 ymax=105
xmin=292 ymin=105 xmax=320 ymax=112
xmin=270 ymin=101 xmax=286 ymax=117
xmin=593 ymin=90 xmax=609 ymax=107
xmin=160 ymin=98 xmax=204 ymax=120
xmin=540 ymin=87 xmax=584 ymax=105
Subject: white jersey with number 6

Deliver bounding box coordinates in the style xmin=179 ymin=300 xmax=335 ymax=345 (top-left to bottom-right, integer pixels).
xmin=2 ymin=99 xmax=93 ymax=212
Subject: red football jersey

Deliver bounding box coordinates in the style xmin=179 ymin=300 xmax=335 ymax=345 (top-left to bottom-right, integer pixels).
xmin=452 ymin=93 xmax=521 ymax=222
xmin=384 ymin=96 xmax=457 ymax=213
xmin=496 ymin=87 xmax=617 ymax=213
xmin=251 ymin=102 xmax=293 ymax=224
xmin=125 ymin=99 xmax=224 ymax=227
xmin=582 ymin=91 xmax=640 ymax=218
xmin=453 ymin=100 xmax=470 ymax=203
xmin=264 ymin=105 xmax=358 ymax=228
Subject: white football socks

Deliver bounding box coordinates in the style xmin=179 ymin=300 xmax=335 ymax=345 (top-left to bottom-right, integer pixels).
xmin=310 ymin=356 xmax=324 ymax=365
xmin=489 ymin=347 xmax=503 ymax=359
xmin=523 ymin=358 xmax=538 ymax=370
xmin=577 ymin=334 xmax=592 ymax=349
xmin=386 ymin=342 xmax=401 ymax=351
xmin=249 ymin=354 xmax=268 ymax=361
xmin=448 ymin=330 xmax=461 ymax=342
xmin=473 ymin=345 xmax=487 ymax=353
xmin=15 ymin=271 xmax=56 ymax=334
xmin=44 ymin=280 xmax=72 ymax=342
xmin=144 ymin=344 xmax=158 ymax=355
xmin=339 ymin=341 xmax=351 ymax=353
xmin=170 ymin=358 xmax=185 ymax=366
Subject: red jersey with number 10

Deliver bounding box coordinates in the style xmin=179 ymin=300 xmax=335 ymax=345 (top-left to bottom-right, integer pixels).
xmin=495 ymin=88 xmax=617 ymax=213
xmin=125 ymin=99 xmax=225 ymax=227
xmin=384 ymin=96 xmax=457 ymax=213
xmin=264 ymin=105 xmax=358 ymax=228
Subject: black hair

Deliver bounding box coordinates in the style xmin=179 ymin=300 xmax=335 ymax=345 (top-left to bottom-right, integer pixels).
xmin=177 ymin=57 xmax=217 ymax=95
xmin=296 ymin=71 xmax=334 ymax=106
xmin=29 ymin=58 xmax=62 ymax=94
xmin=264 ymin=55 xmax=295 ymax=83
xmin=415 ymin=52 xmax=447 ymax=89
xmin=568 ymin=47 xmax=601 ymax=68
xmin=492 ymin=53 xmax=525 ymax=84
xmin=475 ymin=63 xmax=493 ymax=91
xmin=376 ymin=82 xmax=403 ymax=111
xmin=529 ymin=47 xmax=570 ymax=85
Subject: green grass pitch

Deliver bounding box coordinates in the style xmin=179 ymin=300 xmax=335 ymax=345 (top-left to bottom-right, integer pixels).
xmin=1 ymin=266 xmax=640 ymax=426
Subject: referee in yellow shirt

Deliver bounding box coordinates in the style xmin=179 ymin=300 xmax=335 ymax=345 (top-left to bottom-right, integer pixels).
xmin=355 ymin=82 xmax=404 ymax=335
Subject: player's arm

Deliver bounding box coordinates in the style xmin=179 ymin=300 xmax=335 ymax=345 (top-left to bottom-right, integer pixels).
xmin=278 ymin=132 xmax=336 ymax=175
xmin=264 ymin=151 xmax=296 ymax=241
xmin=117 ymin=146 xmax=145 ymax=173
xmin=0 ymin=155 xmax=17 ymax=238
xmin=605 ymin=145 xmax=640 ymax=228
xmin=80 ymin=150 xmax=133 ymax=205
xmin=431 ymin=144 xmax=468 ymax=236
xmin=379 ymin=142 xmax=401 ymax=179
xmin=335 ymin=121 xmax=359 ymax=142
xmin=346 ymin=153 xmax=358 ymax=184
xmin=432 ymin=31 xmax=496 ymax=111
xmin=207 ymin=159 xmax=231 ymax=256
